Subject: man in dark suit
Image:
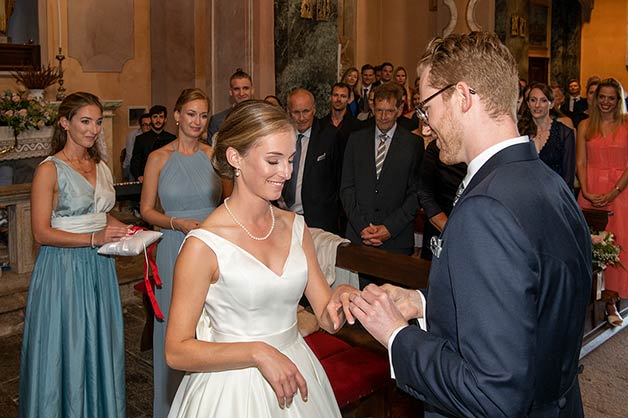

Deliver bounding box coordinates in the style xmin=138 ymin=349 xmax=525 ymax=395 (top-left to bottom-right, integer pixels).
xmin=130 ymin=105 xmax=176 ymax=182
xmin=358 ymin=64 xmax=376 ymax=113
xmin=347 ymin=32 xmax=592 ymax=418
xmin=320 ymin=82 xmax=361 ymax=161
xmin=283 ymin=88 xmax=341 ymax=233
xmin=340 ymin=82 xmax=423 ymax=256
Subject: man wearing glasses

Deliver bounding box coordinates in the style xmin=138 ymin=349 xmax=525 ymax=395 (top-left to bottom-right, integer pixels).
xmin=347 ymin=32 xmax=591 ymax=418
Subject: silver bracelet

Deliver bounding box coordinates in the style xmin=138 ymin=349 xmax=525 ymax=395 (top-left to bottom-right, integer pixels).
xmin=170 ymin=216 xmax=176 ymax=230
xmin=90 ymin=232 xmax=96 ymax=249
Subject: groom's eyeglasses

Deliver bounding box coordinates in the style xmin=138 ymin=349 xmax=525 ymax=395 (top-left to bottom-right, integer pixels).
xmin=415 ymin=84 xmax=476 ymax=126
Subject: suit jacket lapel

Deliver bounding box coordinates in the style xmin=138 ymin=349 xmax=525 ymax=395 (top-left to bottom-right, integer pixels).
xmin=302 ymin=120 xmax=320 ymax=181
xmin=464 ymin=141 xmax=538 ymax=197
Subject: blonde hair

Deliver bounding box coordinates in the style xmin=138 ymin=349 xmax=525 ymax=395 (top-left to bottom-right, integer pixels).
xmin=213 ymin=100 xmax=296 ymax=179
xmin=418 ymin=31 xmax=518 ymax=121
xmin=174 ymin=88 xmax=209 ymax=113
xmin=585 ymin=78 xmax=628 ymax=141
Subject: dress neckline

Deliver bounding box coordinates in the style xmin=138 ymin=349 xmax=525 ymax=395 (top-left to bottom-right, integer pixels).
xmin=195 ymin=214 xmax=298 ymax=278
xmin=54 ymin=156 xmax=98 ymax=190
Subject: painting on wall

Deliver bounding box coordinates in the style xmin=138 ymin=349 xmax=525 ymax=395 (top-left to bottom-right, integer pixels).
xmin=510 ymin=15 xmax=519 ymax=36
xmin=529 ymin=4 xmax=549 ymax=48
xmin=128 ymin=107 xmax=147 ymax=128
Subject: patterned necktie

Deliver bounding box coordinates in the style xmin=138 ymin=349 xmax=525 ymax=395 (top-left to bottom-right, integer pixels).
xmin=453 ymin=181 xmax=465 ymax=206
xmin=284 ymin=133 xmax=304 ymax=208
xmin=375 ymin=133 xmax=388 ymax=179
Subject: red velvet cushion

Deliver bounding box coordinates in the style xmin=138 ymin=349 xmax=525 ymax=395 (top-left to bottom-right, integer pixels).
xmin=304 ymin=331 xmax=352 ymax=360
xmin=320 ymin=347 xmax=390 ymax=407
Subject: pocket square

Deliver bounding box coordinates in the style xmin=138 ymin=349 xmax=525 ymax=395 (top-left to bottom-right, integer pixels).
xmin=430 ymin=236 xmax=443 ymax=258
xmin=316 ymin=153 xmax=327 ymax=161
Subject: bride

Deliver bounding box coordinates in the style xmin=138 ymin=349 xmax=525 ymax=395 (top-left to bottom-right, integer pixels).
xmin=165 ymin=100 xmax=358 ymax=417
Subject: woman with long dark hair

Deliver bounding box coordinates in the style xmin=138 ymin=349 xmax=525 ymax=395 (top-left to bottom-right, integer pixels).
xmin=19 ymin=92 xmax=129 ymax=418
xmin=518 ymin=82 xmax=576 ymax=190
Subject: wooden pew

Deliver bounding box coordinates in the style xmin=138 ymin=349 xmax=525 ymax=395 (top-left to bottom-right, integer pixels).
xmin=336 ymin=244 xmax=430 ymax=289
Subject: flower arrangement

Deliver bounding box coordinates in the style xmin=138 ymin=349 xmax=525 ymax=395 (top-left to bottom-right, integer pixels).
xmin=591 ymin=231 xmax=623 ymax=270
xmin=0 ymin=91 xmax=56 ymax=150
xmin=11 ymin=65 xmax=60 ymax=90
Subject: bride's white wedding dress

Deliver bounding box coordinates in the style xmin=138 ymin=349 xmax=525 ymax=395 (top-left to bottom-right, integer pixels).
xmin=167 ymin=215 xmax=342 ymax=417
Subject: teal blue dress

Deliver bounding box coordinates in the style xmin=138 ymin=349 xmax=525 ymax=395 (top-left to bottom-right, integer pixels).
xmin=19 ymin=156 xmax=126 ymax=418
xmin=153 ymin=147 xmax=222 ymax=418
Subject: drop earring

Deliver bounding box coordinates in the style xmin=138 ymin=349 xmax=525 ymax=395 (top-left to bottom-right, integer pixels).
xmin=235 ymin=168 xmax=241 ymax=177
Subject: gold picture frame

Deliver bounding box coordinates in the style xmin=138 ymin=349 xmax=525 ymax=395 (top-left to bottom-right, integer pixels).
xmin=519 ymin=17 xmax=527 ymax=37
xmin=301 ymin=0 xmax=313 ymax=19
xmin=511 ymin=15 xmax=519 ymax=37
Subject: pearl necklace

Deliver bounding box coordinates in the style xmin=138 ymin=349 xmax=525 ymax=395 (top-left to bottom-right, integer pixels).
xmin=223 ymin=197 xmax=275 ymax=241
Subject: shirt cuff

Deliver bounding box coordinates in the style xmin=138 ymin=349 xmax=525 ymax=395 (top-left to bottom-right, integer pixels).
xmin=387 ymin=325 xmax=408 ymax=379
xmin=417 ymin=289 xmax=427 ymax=330
xmin=387 ymin=289 xmax=427 ymax=379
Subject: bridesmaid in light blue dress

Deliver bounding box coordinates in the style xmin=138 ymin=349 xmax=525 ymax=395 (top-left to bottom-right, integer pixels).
xmin=19 ymin=92 xmax=130 ymax=418
xmin=139 ymin=88 xmax=223 ymax=418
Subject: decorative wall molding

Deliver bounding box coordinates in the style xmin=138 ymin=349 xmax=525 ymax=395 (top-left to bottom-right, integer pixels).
xmin=0 ymin=127 xmax=53 ymax=161
xmin=442 ymin=0 xmax=458 ymax=36
xmin=467 ymin=0 xmax=481 ymax=31
xmin=68 ymin=0 xmax=134 ymax=72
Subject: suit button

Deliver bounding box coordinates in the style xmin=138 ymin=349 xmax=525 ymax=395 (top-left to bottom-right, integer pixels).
xmin=375 ymin=189 xmax=379 ymax=193
xmin=558 ymin=397 xmax=567 ymax=409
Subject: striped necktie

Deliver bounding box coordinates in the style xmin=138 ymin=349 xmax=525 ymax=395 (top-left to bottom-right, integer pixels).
xmin=375 ymin=133 xmax=388 ymax=179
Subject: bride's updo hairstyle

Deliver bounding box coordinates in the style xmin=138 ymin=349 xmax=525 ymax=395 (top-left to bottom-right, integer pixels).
xmin=213 ymin=99 xmax=296 ymax=180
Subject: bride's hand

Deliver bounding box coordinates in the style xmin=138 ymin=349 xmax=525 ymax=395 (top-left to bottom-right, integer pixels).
xmin=327 ymin=284 xmax=361 ymax=328
xmin=253 ymin=343 xmax=308 ymax=409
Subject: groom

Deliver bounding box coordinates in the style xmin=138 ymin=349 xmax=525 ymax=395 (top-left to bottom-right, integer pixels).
xmin=347 ymin=32 xmax=592 ymax=418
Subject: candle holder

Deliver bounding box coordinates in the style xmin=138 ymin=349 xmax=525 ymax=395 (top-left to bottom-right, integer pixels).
xmin=56 ymin=47 xmax=66 ymax=101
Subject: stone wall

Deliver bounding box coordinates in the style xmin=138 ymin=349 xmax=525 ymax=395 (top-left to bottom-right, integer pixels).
xmin=550 ymin=0 xmax=581 ymax=90
xmin=274 ymin=0 xmax=338 ymax=115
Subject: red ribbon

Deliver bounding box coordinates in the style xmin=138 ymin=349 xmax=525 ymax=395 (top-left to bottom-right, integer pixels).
xmin=130 ymin=226 xmax=164 ymax=320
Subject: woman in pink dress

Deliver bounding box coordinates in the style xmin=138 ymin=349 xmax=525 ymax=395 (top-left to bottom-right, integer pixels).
xmin=577 ymin=77 xmax=628 ymax=327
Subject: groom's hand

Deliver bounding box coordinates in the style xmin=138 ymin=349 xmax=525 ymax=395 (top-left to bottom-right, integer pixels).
xmin=349 ymin=284 xmax=408 ymax=347
xmin=380 ymin=284 xmax=424 ymax=321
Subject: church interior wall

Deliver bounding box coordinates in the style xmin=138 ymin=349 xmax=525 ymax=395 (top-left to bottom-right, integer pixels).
xmin=580 ymin=0 xmax=628 ymax=93
xmin=1 ymin=0 xmax=627 ymax=181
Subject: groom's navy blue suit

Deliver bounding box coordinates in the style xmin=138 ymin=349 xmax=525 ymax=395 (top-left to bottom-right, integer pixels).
xmin=392 ymin=142 xmax=591 ymax=417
